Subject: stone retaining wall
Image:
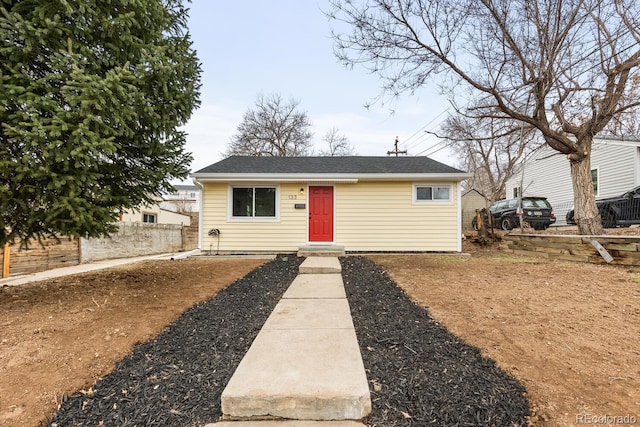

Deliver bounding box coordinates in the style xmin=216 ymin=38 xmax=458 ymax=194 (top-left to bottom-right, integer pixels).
xmin=501 ymin=234 xmax=640 ymax=266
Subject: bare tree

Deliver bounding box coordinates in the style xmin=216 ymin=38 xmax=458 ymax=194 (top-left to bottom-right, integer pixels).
xmin=226 ymin=93 xmax=313 ymax=157
xmin=328 ymin=0 xmax=640 ymax=234
xmin=436 ymin=108 xmax=541 ymax=203
xmin=318 ymin=127 xmax=356 ymax=156
xmin=602 ymin=74 xmax=640 ymax=136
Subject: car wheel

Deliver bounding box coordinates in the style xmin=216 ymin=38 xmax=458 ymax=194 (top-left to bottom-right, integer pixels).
xmin=601 ymin=210 xmax=616 ymax=228
xmin=500 ymin=217 xmax=513 ymax=231
xmin=472 ymin=217 xmax=478 ymax=231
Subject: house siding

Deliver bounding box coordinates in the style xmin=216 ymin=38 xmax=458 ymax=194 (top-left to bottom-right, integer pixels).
xmin=506 ymin=141 xmax=640 ymax=225
xmin=121 ymin=202 xmax=191 ymax=225
xmin=201 ymin=182 xmax=307 ymax=253
xmin=200 ymin=181 xmax=460 ymax=253
xmin=335 ymin=181 xmax=459 ymax=251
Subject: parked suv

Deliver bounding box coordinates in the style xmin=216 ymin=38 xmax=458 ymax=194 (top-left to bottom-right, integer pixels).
xmin=566 ymin=185 xmax=640 ymax=228
xmin=473 ymin=197 xmax=556 ymax=230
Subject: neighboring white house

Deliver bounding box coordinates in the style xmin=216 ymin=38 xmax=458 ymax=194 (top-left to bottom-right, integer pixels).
xmin=121 ymin=200 xmax=192 ymax=226
xmin=505 ymin=136 xmax=640 ymax=225
xmin=161 ymin=184 xmax=201 ymax=213
xmin=191 ymin=156 xmax=470 ymax=253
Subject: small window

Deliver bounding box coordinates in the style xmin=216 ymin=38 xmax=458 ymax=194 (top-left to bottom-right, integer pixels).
xmin=143 ymin=213 xmax=157 ymax=223
xmin=231 ymin=186 xmax=277 ymax=218
xmin=591 ymin=168 xmax=599 ymax=195
xmin=513 ymin=187 xmax=521 ymax=198
xmin=414 ymin=184 xmax=452 ymax=203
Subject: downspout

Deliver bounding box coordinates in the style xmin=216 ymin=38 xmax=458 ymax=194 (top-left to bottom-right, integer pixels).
xmin=193 ymin=178 xmax=204 ymax=251
xmin=457 ymin=181 xmax=463 ymax=252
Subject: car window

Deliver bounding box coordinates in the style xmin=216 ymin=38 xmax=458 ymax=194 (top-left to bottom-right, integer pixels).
xmin=508 ymin=199 xmax=518 ymax=208
xmin=493 ymin=201 xmax=507 ymax=210
xmin=522 ymin=198 xmax=550 ymax=208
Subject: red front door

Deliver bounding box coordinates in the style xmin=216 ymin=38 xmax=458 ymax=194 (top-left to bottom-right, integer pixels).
xmin=309 ymin=186 xmax=334 ymax=242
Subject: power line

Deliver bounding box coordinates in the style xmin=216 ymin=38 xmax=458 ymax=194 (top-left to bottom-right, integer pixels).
xmin=390 ymin=23 xmax=640 ymax=158
xmin=401 ymin=106 xmax=451 ymax=151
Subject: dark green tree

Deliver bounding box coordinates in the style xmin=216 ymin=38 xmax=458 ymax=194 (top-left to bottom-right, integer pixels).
xmin=0 ymin=0 xmax=201 ymax=246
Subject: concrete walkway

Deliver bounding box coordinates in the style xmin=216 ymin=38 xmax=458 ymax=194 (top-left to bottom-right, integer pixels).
xmin=212 ymin=257 xmax=370 ymax=426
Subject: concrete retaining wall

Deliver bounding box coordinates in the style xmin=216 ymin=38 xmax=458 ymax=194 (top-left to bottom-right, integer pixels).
xmin=80 ymin=222 xmax=185 ymax=263
xmin=501 ymin=233 xmax=640 ymax=265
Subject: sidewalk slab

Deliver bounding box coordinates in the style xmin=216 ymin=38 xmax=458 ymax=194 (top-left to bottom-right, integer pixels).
xmin=208 ymin=421 xmax=365 ymax=426
xmin=282 ymin=274 xmax=346 ymax=299
xmin=299 ymin=257 xmax=342 ymax=274
xmin=262 ymin=299 xmax=354 ymax=330
xmin=221 ymin=328 xmax=371 ymax=421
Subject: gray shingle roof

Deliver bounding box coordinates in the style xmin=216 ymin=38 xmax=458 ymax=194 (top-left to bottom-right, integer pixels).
xmin=193 ymin=156 xmax=465 ymax=175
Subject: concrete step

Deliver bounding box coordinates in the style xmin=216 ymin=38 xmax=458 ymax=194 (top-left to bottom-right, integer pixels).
xmin=297 ymin=246 xmax=345 ymax=257
xmin=298 ymin=257 xmax=342 ymax=274
xmin=208 ymin=421 xmax=366 ymax=426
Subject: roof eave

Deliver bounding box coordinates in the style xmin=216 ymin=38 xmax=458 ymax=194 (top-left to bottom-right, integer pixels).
xmin=191 ymin=172 xmax=471 ymax=183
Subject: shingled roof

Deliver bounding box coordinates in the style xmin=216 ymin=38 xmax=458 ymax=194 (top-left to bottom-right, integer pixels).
xmin=193 ymin=156 xmax=466 ymax=177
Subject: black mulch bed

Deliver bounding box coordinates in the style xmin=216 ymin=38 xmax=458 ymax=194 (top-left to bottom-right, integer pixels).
xmin=341 ymin=256 xmax=529 ymax=426
xmin=47 ymin=255 xmax=303 ymax=427
xmin=47 ymin=254 xmax=529 ymax=427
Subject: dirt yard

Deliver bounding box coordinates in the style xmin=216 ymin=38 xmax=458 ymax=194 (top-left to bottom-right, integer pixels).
xmin=371 ymin=240 xmax=640 ymax=426
xmin=1 ymin=243 xmax=639 ymax=427
xmin=0 ymin=258 xmax=266 ymax=427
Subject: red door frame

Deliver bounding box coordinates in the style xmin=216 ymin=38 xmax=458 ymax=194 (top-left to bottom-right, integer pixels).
xmin=308 ymin=186 xmax=334 ymax=242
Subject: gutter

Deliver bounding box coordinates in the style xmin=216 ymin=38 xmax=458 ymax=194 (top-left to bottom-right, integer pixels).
xmin=191 ymin=172 xmax=471 ymax=182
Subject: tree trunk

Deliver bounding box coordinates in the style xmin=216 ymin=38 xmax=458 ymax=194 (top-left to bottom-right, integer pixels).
xmin=570 ymin=154 xmax=603 ymax=235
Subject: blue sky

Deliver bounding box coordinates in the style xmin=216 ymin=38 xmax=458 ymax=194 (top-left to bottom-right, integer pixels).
xmin=182 ymin=0 xmax=454 ymax=175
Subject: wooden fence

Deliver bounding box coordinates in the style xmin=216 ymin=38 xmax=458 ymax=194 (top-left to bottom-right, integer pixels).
xmin=1 ymin=237 xmax=80 ymax=277
xmin=501 ymin=234 xmax=640 ymax=266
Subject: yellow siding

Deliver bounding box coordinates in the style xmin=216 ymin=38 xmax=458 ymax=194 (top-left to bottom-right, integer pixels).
xmin=200 ymin=181 xmax=461 ymax=253
xmin=201 ymin=182 xmax=307 ymax=253
xmin=335 ymin=181 xmax=459 ymax=251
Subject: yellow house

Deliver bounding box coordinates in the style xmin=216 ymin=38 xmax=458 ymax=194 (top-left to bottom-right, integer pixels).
xmin=191 ymin=156 xmax=470 ymax=254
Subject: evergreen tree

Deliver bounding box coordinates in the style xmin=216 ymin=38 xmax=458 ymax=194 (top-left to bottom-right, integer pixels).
xmin=0 ymin=0 xmax=201 ymax=246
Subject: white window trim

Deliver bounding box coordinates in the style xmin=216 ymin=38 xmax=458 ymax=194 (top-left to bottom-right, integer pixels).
xmin=412 ymin=183 xmax=454 ymax=204
xmin=228 ymin=184 xmax=280 ymax=222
